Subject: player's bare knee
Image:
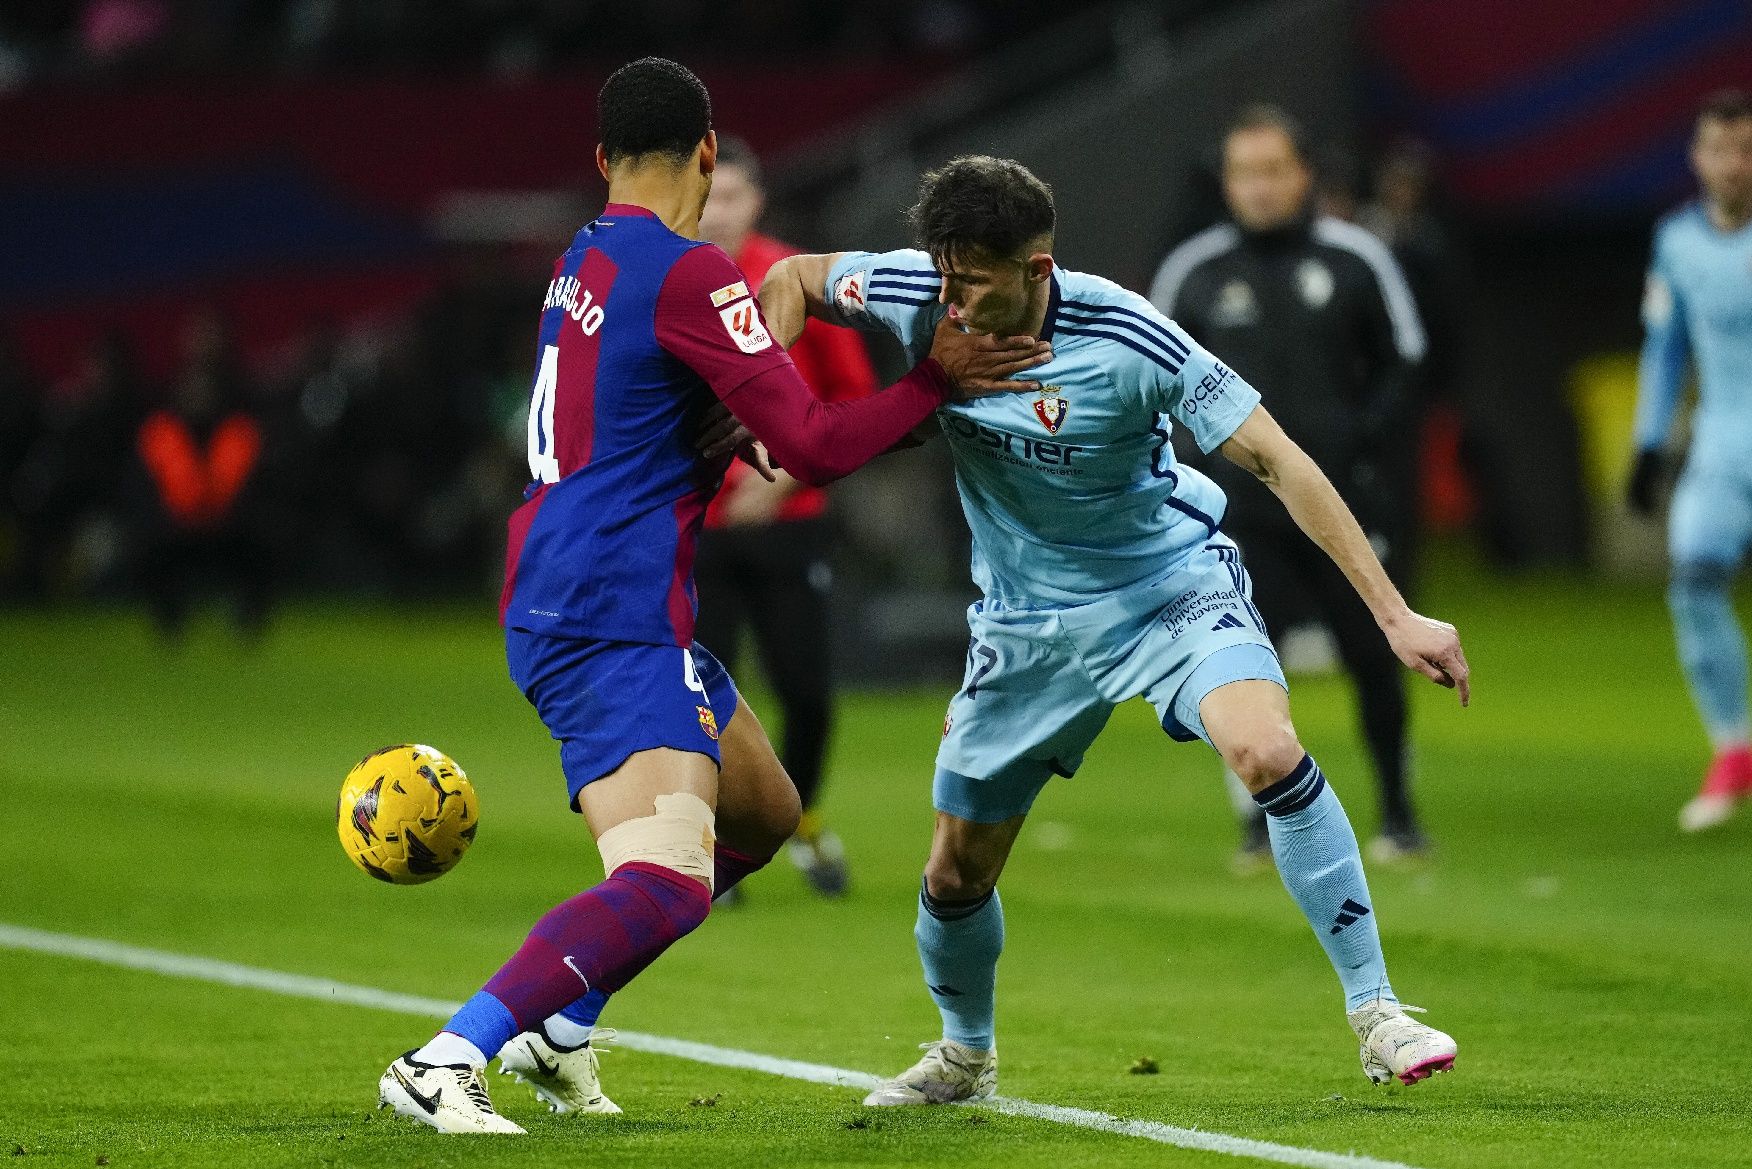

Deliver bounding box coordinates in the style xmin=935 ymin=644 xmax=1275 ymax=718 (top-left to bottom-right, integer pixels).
xmin=1225 ymin=730 xmax=1306 ymax=792
xmin=922 ymin=847 xmax=1001 ymax=902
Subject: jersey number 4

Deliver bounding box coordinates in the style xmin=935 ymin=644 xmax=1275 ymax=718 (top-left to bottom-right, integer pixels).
xmin=527 ymin=249 xmax=619 ymax=485
xmin=528 ymin=344 xmax=561 ymax=484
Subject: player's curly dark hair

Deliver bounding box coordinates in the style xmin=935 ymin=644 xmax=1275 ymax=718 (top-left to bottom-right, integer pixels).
xmin=908 ymin=155 xmax=1055 ymax=270
xmin=598 ymin=57 xmax=712 ymax=166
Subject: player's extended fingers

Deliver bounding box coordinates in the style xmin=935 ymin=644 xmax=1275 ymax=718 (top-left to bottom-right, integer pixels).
xmin=1445 ymin=647 xmax=1472 ymax=707
xmin=1405 ymin=653 xmax=1450 ymax=687
xmin=967 ymin=354 xmax=1044 ymax=382
xmin=739 ymin=441 xmax=777 ymax=482
xmin=976 ymin=335 xmax=1051 ymax=357
xmin=700 ymin=423 xmax=753 ymax=461
xmin=695 ymin=405 xmax=745 ymax=454
xmin=957 ymin=376 xmax=1044 ymax=398
xmin=971 ymin=329 xmax=1035 ymax=347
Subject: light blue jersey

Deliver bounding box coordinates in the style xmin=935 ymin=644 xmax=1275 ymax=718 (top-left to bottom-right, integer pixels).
xmin=824 ymin=249 xmax=1283 ymax=814
xmin=825 ymin=250 xmax=1262 ymax=607
xmin=1639 ymin=202 xmax=1752 ymax=749
xmin=1637 ymin=202 xmax=1752 ymax=477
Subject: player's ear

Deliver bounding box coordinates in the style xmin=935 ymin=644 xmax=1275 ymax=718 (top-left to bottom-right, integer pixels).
xmin=699 ymin=130 xmax=718 ymax=176
xmin=595 ymin=144 xmax=611 ymax=182
xmin=1025 ymin=252 xmax=1055 ymax=284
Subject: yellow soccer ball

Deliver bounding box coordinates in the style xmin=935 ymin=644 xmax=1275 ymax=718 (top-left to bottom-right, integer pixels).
xmin=337 ymin=744 xmax=478 ymax=884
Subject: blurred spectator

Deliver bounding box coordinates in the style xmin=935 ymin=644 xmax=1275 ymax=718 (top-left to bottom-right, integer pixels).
xmin=78 ymin=0 xmax=170 ymax=65
xmin=0 ymin=330 xmax=44 ymax=597
xmin=133 ymin=310 xmax=274 ymax=638
xmin=1360 ymin=140 xmax=1468 ymax=411
xmin=1149 ymin=104 xmax=1432 ymax=868
xmin=1314 ymin=145 xmax=1365 ymax=223
xmin=0 ymin=0 xmax=1072 ymax=84
xmin=11 ymin=330 xmax=143 ymax=599
xmin=694 ymin=135 xmax=881 ymax=899
xmin=1357 ymin=141 xmax=1520 ymax=562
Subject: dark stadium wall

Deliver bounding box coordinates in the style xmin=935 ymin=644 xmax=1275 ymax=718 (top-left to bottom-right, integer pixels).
xmin=0 ymin=67 xmax=930 ymax=387
xmin=1357 ymin=0 xmax=1752 ymax=566
xmin=1363 ymin=0 xmax=1752 ymax=215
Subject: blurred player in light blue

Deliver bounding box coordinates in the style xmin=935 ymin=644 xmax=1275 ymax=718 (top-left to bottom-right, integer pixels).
xmin=760 ymin=157 xmax=1472 ymax=1101
xmin=1631 ymin=90 xmax=1752 ymax=833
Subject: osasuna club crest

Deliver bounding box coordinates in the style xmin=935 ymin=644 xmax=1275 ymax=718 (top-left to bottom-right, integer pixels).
xmin=1033 ymin=387 xmax=1067 ymax=434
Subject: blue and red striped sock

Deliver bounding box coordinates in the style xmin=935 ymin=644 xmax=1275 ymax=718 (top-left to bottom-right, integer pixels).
xmin=426 ymin=862 xmax=711 ymax=1065
xmin=546 ymin=844 xmax=773 ymax=1041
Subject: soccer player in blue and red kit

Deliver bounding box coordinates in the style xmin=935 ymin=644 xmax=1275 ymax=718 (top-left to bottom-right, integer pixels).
xmin=376 ymin=58 xmax=1051 ymax=1134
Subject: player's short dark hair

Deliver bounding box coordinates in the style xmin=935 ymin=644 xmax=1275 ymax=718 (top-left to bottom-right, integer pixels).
xmin=1698 ymin=88 xmax=1752 ymax=129
xmin=714 ymin=134 xmax=764 ymax=189
xmin=908 ymin=155 xmax=1055 ymax=270
xmin=1225 ymin=102 xmax=1310 ymax=164
xmin=598 ymin=57 xmax=712 ymax=167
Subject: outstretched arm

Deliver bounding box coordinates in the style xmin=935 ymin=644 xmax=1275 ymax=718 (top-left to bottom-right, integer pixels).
xmin=1219 ymin=406 xmax=1471 ymax=706
xmin=661 ymin=248 xmax=1045 ymax=485
xmin=760 ymin=253 xmax=848 ymax=349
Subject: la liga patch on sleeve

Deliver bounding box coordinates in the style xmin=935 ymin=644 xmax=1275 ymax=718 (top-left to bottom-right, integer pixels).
xmin=718 ymin=300 xmax=773 ymax=354
xmin=833 ymin=270 xmax=865 ymax=313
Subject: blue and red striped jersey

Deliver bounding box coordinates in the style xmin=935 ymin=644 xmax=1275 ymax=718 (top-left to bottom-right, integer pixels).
xmin=500 ymin=203 xmax=953 ymax=647
xmin=501 ymin=203 xmax=792 ymax=646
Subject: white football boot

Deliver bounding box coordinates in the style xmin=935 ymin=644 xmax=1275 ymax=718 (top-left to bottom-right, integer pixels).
xmin=863 ymin=1040 xmax=997 ymax=1105
xmin=497 ymin=1026 xmax=622 ymax=1115
xmin=378 ymin=1053 xmax=526 ymax=1133
xmin=1347 ymin=1000 xmax=1457 ymax=1085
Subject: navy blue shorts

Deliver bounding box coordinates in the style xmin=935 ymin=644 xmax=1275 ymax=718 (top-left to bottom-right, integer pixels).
xmin=506 ymin=629 xmax=740 ymax=809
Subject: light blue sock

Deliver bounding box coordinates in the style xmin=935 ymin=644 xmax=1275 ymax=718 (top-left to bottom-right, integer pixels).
xmin=915 ymin=881 xmax=1004 ymax=1050
xmin=1255 ymin=756 xmax=1394 ymax=1011
xmin=1670 ymin=563 xmax=1752 ymax=745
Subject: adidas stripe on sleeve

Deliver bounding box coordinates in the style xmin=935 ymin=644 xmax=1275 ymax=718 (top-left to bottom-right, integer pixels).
xmin=823 ymin=249 xmax=945 ymax=354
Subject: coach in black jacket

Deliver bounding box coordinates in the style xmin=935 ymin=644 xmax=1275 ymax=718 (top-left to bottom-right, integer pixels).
xmin=1150 ymin=104 xmax=1430 ymax=869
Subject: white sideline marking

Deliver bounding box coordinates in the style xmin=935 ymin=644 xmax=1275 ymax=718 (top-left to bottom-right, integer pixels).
xmin=0 ymin=923 xmax=1423 ymax=1169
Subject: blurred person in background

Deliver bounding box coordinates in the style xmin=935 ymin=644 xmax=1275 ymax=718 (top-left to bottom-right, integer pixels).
xmin=133 ymin=310 xmax=274 ymax=639
xmin=0 ymin=329 xmax=43 ymax=598
xmin=1150 ymin=104 xmax=1431 ymax=870
xmin=11 ymin=330 xmax=143 ymax=599
xmin=1630 ymin=90 xmax=1752 ymax=832
xmin=1361 ymin=141 xmax=1465 ymax=407
xmin=694 ymin=135 xmax=881 ymax=899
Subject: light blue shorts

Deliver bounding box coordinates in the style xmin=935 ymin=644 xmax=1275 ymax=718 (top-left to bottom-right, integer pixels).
xmin=1669 ymin=464 xmax=1752 ymax=570
xmin=933 ymin=538 xmax=1286 ymax=824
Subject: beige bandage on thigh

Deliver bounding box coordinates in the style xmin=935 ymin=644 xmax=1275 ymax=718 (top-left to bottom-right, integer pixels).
xmin=595 ymin=792 xmax=717 ymax=891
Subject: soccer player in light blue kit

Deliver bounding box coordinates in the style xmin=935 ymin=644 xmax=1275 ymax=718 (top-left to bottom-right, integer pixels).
xmin=1631 ymin=90 xmax=1752 ymax=833
xmin=762 ymin=157 xmax=1471 ymax=1100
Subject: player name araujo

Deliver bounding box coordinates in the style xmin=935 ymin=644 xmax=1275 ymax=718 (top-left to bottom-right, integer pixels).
xmin=543 ymin=275 xmax=606 ymax=336
xmin=942 ymin=413 xmax=1085 ymax=468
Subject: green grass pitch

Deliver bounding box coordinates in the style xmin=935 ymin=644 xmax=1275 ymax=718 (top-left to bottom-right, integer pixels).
xmin=3 ymin=554 xmax=1750 ymax=1168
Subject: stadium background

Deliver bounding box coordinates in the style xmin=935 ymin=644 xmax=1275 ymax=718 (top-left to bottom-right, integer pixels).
xmin=3 ymin=3 xmax=1751 ymax=1168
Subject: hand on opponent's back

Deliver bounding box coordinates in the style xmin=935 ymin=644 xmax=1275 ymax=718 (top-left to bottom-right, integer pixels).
xmin=693 ymin=400 xmax=775 ymax=479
